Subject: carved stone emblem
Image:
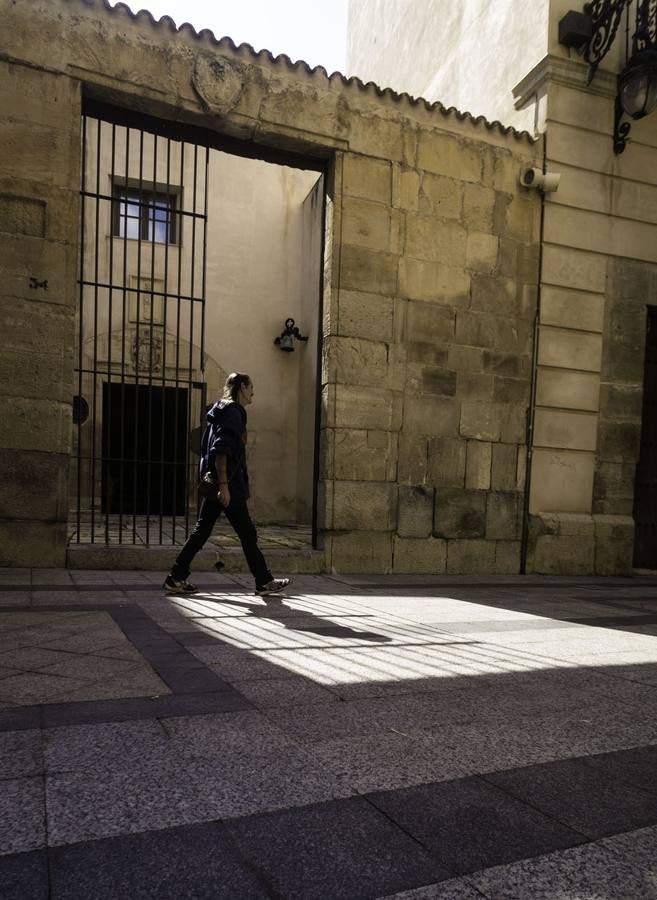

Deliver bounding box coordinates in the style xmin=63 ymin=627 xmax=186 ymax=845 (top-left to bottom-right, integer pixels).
xmin=192 ymin=55 xmax=244 ymax=116
xmin=131 ymin=330 xmax=162 ymax=373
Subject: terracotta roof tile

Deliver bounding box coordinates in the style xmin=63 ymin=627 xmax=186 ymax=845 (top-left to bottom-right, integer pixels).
xmin=91 ymin=0 xmax=535 ymax=143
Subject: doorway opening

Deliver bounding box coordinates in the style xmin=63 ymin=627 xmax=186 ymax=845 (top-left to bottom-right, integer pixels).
xmin=70 ymin=101 xmax=327 ymax=550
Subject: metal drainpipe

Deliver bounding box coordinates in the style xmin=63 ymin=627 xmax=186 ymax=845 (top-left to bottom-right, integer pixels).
xmin=519 ymin=133 xmax=548 ymax=574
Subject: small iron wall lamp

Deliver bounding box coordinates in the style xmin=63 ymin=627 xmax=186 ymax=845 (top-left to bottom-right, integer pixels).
xmin=274 ymin=317 xmax=308 ymax=352
xmin=560 ymin=2 xmax=657 ymax=153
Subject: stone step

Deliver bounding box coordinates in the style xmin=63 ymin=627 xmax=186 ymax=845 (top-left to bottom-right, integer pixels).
xmin=66 ymin=543 xmax=325 ymax=573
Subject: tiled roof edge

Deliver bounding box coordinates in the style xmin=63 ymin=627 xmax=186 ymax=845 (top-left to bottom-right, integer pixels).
xmin=87 ymin=0 xmax=536 ymax=144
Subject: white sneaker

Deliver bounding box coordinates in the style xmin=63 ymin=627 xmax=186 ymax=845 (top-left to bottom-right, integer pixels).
xmin=255 ymin=577 xmax=291 ymax=596
xmin=163 ymin=575 xmax=198 ymax=594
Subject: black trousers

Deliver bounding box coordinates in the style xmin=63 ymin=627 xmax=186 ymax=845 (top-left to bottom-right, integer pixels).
xmin=172 ymin=496 xmax=272 ymax=589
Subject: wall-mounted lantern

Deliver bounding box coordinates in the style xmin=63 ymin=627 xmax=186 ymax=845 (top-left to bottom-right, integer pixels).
xmin=273 ymin=318 xmax=308 ymax=352
xmin=559 ymin=1 xmax=657 ymax=153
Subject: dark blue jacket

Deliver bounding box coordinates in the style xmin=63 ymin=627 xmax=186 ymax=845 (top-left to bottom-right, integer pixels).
xmin=200 ymin=400 xmax=249 ymax=501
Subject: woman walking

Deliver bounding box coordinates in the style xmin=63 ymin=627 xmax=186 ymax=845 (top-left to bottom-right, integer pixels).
xmin=163 ymin=373 xmax=290 ymax=597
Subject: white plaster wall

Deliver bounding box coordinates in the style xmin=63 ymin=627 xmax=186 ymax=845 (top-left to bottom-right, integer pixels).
xmin=204 ymin=152 xmax=321 ymax=524
xmin=347 ymin=0 xmax=550 ymax=132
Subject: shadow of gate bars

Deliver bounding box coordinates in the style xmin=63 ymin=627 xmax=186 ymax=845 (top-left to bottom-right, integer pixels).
xmin=72 ymin=101 xmax=209 ymax=546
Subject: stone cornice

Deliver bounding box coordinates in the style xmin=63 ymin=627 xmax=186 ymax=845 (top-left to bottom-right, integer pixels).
xmin=513 ymin=54 xmax=617 ymax=110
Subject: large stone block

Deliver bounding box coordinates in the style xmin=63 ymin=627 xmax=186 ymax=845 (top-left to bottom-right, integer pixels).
xmin=334 ymin=429 xmax=396 ymax=482
xmin=348 ymin=113 xmax=407 ymax=163
xmin=327 ymin=335 xmax=389 ymax=387
xmin=399 ymin=258 xmax=470 ymax=306
xmin=342 ymin=196 xmax=394 ymax=252
xmin=421 ymin=367 xmax=457 ymax=397
xmin=541 ymin=245 xmax=607 ymax=294
xmin=417 ymin=132 xmax=483 ymax=183
xmin=406 ymin=301 xmax=455 ymax=344
xmin=398 ymin=432 xmax=428 ymax=484
xmin=0 ymin=448 xmax=69 ymax=521
xmin=465 ymin=440 xmax=492 ymax=490
xmin=427 ymin=436 xmax=466 ymax=488
xmin=335 ymin=384 xmax=400 ymax=431
xmin=592 ymin=459 xmax=636 ymax=515
xmin=600 ymin=382 xmax=643 ymax=420
xmin=491 ymin=443 xmax=518 ymax=491
xmin=538 ymin=327 xmax=603 ymax=373
xmin=540 ymin=286 xmax=605 ymax=333
xmin=494 ymin=540 xmax=521 ymax=574
xmin=482 ymin=351 xmax=531 ymax=379
xmin=0 ymin=396 xmax=71 ymax=454
xmin=456 ymin=311 xmax=531 ymax=354
xmin=0 ymin=116 xmax=79 ymax=188
xmin=407 ymin=342 xmax=449 ymax=367
xmin=418 ymin=173 xmax=463 ymax=219
xmin=530 ymin=533 xmax=595 ymax=575
xmin=597 ymin=420 xmax=641 ymax=462
xmin=0 ymin=346 xmax=74 ymax=403
xmin=405 ymin=216 xmax=466 ymax=265
xmin=493 ymin=377 xmax=530 ymax=406
xmin=594 ymin=514 xmax=634 ymax=575
xmin=529 ymin=448 xmax=595 ymax=515
xmin=446 ymin=538 xmax=496 ymax=574
xmin=456 ymin=372 xmax=494 ymax=402
xmin=397 ymin=484 xmax=434 ymax=538
xmin=338 ymin=290 xmax=394 ymax=342
xmin=460 ymin=402 xmax=500 ymax=441
xmin=536 ymin=369 xmax=600 ymax=412
xmin=466 ymin=232 xmax=498 ymax=275
xmin=328 ymin=530 xmax=393 ymax=574
xmin=339 ymin=244 xmax=398 ymax=295
xmin=486 ymin=492 xmax=522 ymax=540
xmin=449 ymin=346 xmax=485 ymax=372
xmin=533 ymin=409 xmax=598 ymax=452
xmin=0 ymin=519 xmax=67 ymax=567
xmin=404 ymin=396 xmax=459 ymax=437
xmin=434 ymin=488 xmax=486 ymax=538
xmin=342 ymin=154 xmax=391 ymax=203
xmin=392 ymin=165 xmax=420 ymax=211
xmin=0 ymin=194 xmax=46 ymax=237
xmin=393 ymin=535 xmax=447 ymax=574
xmin=463 ymin=183 xmax=496 ymax=232
xmin=333 ymin=480 xmax=397 ymax=531
xmin=0 ymin=232 xmax=77 ymax=307
xmin=470 ymin=275 xmax=518 ymax=318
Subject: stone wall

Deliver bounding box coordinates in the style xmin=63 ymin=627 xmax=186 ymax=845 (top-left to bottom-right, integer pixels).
xmin=0 ymin=60 xmax=80 ymax=565
xmin=0 ymin=0 xmax=541 ymax=571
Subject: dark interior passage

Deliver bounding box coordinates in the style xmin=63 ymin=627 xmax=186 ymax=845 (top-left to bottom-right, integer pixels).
xmin=101 ymin=383 xmax=188 ymax=516
xmin=634 ymin=306 xmax=657 ymax=568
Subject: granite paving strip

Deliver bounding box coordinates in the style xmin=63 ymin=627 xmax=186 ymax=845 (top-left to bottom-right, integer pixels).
xmin=48 ymin=822 xmax=268 ymax=900
xmin=381 ymin=879 xmax=486 ymax=899
xmin=0 ymin=776 xmax=46 ymax=855
xmin=484 ymin=756 xmax=657 ymax=839
xmin=224 ymin=797 xmax=450 ymax=898
xmin=0 ymin=729 xmax=43 ymax=779
xmin=468 ymin=837 xmax=656 ymax=899
xmin=0 ymin=850 xmax=48 ymax=900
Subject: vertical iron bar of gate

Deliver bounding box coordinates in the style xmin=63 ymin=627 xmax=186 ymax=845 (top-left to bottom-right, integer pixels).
xmin=159 ymin=136 xmax=172 ymax=545
xmin=105 ymin=122 xmax=117 ymax=543
xmin=186 ymin=144 xmax=199 ymax=536
xmin=76 ymin=115 xmax=87 ymax=543
xmin=132 ymin=128 xmax=145 ymax=542
xmin=90 ymin=120 xmax=102 ymax=542
xmin=199 ymin=146 xmax=209 ymax=519
xmin=171 ymin=142 xmax=185 ymax=542
xmin=118 ymin=126 xmax=130 ymax=544
xmin=145 ymin=132 xmax=158 ymax=545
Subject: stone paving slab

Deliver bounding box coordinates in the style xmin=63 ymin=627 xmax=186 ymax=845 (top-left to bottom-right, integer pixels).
xmin=2 ymin=571 xmax=657 ymax=896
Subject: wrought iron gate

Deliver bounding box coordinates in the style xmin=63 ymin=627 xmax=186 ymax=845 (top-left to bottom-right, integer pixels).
xmin=73 ymin=104 xmax=209 ymax=545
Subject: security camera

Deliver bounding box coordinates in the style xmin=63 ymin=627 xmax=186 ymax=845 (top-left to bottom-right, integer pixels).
xmin=520 ymin=167 xmax=561 ymax=193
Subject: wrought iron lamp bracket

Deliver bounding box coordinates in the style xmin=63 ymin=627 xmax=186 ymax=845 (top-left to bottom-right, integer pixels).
xmin=613 ymin=91 xmax=633 ymax=151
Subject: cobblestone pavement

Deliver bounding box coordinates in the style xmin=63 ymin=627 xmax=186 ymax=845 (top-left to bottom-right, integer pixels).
xmin=2 ymin=569 xmax=657 ymax=898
